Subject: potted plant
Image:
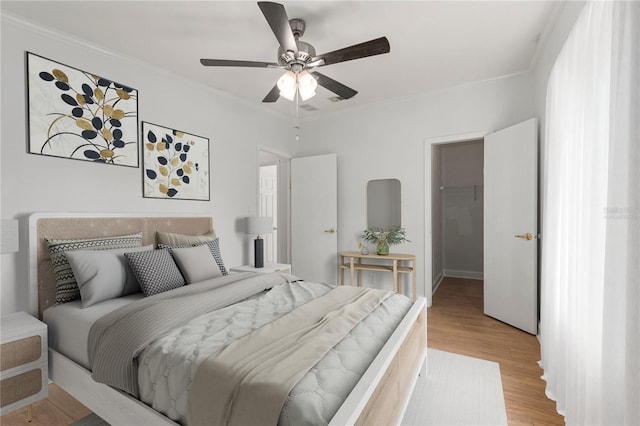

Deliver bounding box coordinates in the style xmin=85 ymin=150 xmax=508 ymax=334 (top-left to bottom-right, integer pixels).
xmin=360 ymin=225 xmax=409 ymax=255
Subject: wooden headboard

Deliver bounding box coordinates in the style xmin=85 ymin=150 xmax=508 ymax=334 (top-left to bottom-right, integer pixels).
xmin=29 ymin=213 xmax=213 ymax=319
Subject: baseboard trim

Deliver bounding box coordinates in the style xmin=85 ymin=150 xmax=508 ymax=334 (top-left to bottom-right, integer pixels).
xmin=443 ymin=270 xmax=483 ymax=280
xmin=432 ymin=272 xmax=444 ymax=295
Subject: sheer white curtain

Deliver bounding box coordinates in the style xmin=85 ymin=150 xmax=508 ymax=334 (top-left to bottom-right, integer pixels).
xmin=540 ymin=1 xmax=639 ymax=425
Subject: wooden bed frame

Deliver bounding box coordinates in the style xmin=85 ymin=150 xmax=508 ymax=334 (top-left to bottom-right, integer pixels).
xmin=29 ymin=212 xmax=427 ymax=425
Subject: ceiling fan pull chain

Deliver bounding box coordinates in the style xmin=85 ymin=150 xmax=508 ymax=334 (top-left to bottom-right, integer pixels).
xmin=295 ymin=92 xmax=300 ymax=141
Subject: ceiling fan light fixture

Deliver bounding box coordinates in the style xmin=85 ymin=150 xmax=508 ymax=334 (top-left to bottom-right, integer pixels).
xmin=277 ymin=70 xmax=297 ymax=100
xmin=279 ymin=89 xmax=296 ymax=101
xmin=299 ymin=88 xmax=316 ymax=101
xmin=297 ymin=70 xmax=317 ymax=101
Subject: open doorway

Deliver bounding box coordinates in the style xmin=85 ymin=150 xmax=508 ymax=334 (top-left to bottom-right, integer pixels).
xmin=258 ymin=148 xmax=291 ymax=264
xmin=426 ymin=119 xmax=538 ymax=331
xmin=431 ymin=139 xmax=484 ymax=297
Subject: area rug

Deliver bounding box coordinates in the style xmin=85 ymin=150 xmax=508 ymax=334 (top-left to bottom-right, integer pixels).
xmin=402 ymin=348 xmax=508 ymax=425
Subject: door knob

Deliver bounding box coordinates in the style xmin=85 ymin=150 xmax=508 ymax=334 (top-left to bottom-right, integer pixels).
xmin=324 ymin=228 xmax=337 ymax=233
xmin=514 ymin=232 xmax=533 ymax=240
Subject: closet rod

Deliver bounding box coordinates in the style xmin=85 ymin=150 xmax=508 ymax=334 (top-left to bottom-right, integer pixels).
xmin=439 ymin=184 xmax=483 ymax=190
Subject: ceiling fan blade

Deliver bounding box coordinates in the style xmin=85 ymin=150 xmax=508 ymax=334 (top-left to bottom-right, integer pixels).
xmin=311 ymin=72 xmax=358 ymax=99
xmin=312 ymin=37 xmax=390 ymax=67
xmin=258 ymin=2 xmax=298 ymax=54
xmin=200 ymin=59 xmax=279 ymax=68
xmin=262 ymin=84 xmax=280 ymax=103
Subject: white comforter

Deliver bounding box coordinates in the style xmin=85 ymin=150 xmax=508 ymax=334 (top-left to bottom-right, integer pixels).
xmin=137 ymin=279 xmax=412 ymax=425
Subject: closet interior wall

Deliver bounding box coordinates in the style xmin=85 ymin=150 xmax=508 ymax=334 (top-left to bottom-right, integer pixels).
xmin=432 ymin=140 xmax=484 ymax=291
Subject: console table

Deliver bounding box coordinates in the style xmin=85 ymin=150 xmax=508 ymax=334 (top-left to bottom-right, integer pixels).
xmin=339 ymin=251 xmax=417 ymax=301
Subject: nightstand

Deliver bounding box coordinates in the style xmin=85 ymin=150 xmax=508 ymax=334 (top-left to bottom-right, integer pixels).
xmin=231 ymin=263 xmax=291 ymax=275
xmin=0 ymin=312 xmax=48 ymax=418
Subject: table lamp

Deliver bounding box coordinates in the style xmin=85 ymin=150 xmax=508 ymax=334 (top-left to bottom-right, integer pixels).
xmin=246 ymin=216 xmax=272 ymax=268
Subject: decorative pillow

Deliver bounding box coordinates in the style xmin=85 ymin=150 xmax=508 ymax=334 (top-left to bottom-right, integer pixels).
xmin=171 ymin=244 xmax=222 ymax=284
xmin=46 ymin=232 xmax=143 ymax=305
xmin=66 ymin=245 xmax=153 ymax=308
xmin=124 ymin=249 xmax=185 ymax=296
xmin=158 ymin=237 xmax=228 ymax=275
xmin=203 ymin=239 xmax=228 ymax=275
xmin=156 ymin=230 xmax=216 ymax=246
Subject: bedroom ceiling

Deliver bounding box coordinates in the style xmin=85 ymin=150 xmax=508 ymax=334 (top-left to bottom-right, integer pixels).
xmin=1 ymin=1 xmax=561 ymax=119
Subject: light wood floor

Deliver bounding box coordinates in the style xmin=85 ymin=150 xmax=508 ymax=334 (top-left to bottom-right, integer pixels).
xmin=428 ymin=277 xmax=564 ymax=425
xmin=0 ymin=383 xmax=91 ymax=425
xmin=2 ymin=276 xmax=564 ymax=426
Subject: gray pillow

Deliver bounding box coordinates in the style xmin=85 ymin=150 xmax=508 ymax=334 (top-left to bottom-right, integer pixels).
xmin=156 ymin=230 xmax=216 ymax=246
xmin=157 ymin=238 xmax=228 ymax=275
xmin=124 ymin=249 xmax=185 ymax=296
xmin=66 ymin=245 xmax=153 ymax=308
xmin=46 ymin=232 xmax=143 ymax=304
xmin=171 ymin=244 xmax=222 ymax=284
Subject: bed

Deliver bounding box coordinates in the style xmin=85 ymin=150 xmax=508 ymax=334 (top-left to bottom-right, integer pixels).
xmin=29 ymin=212 xmax=427 ymax=426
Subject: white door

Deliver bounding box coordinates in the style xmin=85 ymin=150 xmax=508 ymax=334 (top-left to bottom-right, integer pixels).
xmin=291 ymin=153 xmax=338 ymax=284
xmin=484 ymin=118 xmax=538 ymax=334
xmin=259 ymin=164 xmax=278 ymax=263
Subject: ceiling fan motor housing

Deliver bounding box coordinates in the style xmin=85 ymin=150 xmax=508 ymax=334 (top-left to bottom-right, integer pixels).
xmin=277 ymin=18 xmax=316 ymax=68
xmin=289 ymin=18 xmax=305 ymax=38
xmin=278 ymin=40 xmax=316 ymax=67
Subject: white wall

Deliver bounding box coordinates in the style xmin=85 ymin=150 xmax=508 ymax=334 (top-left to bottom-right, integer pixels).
xmin=0 ymin=15 xmax=295 ymax=315
xmin=295 ymin=72 xmax=536 ymax=304
xmin=291 ymin=1 xmax=585 ymax=305
xmin=0 ymin=2 xmax=586 ymax=315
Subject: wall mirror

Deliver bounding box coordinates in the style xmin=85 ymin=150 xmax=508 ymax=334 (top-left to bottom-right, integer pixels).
xmin=367 ymin=178 xmax=401 ymax=228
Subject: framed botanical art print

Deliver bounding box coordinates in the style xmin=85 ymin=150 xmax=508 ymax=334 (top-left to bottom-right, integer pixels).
xmin=27 ymin=52 xmax=139 ymax=167
xmin=142 ymin=122 xmax=210 ymax=200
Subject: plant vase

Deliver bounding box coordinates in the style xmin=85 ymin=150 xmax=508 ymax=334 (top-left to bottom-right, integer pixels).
xmin=376 ymin=241 xmax=389 ymax=255
xmin=360 ymin=226 xmax=409 ymax=256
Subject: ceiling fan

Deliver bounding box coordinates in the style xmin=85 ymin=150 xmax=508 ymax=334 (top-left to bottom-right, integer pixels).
xmin=200 ymin=1 xmax=390 ymax=103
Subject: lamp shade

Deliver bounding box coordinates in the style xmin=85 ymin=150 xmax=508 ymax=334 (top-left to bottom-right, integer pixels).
xmin=246 ymin=217 xmax=273 ymax=235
